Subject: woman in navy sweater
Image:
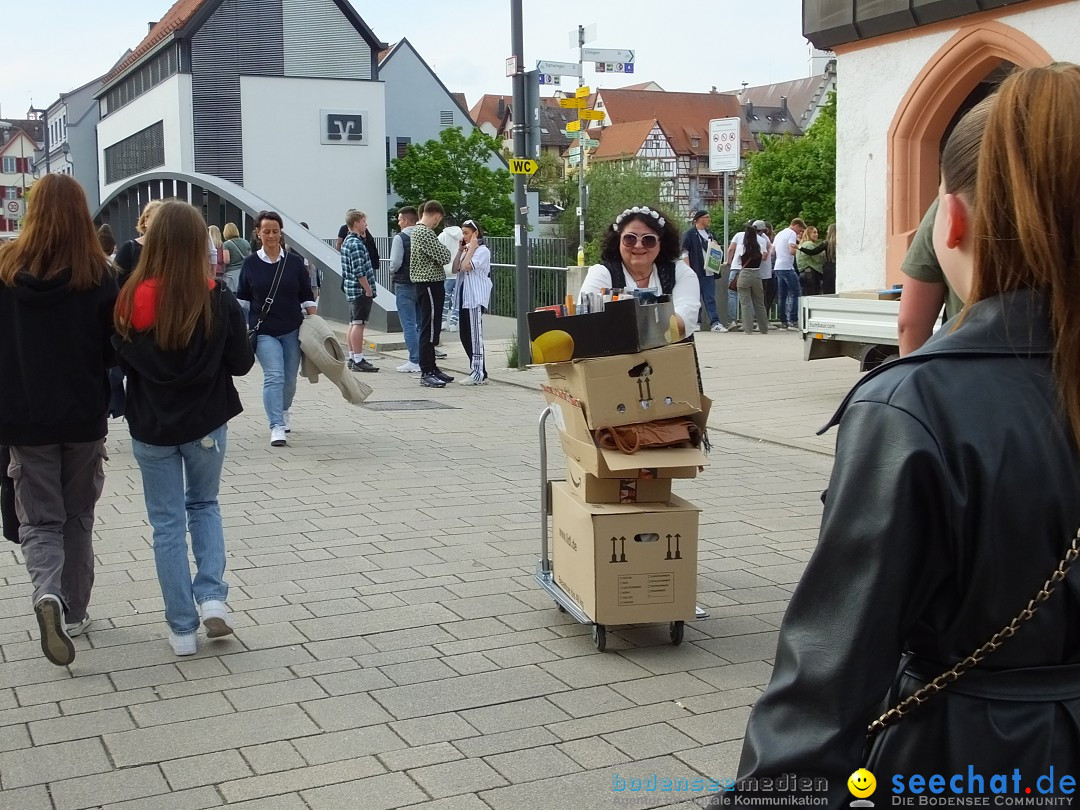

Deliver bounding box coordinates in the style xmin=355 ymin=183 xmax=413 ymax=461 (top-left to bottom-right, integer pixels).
xmin=237 ymin=211 xmax=316 ymax=447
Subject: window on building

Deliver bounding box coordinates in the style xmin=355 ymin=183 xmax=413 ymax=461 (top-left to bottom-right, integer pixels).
xmin=102 ymin=45 xmax=180 ymax=117
xmin=396 ymin=137 xmax=411 ymax=158
xmin=104 ymin=121 xmax=165 ymax=184
xmin=1 ymin=157 xmax=15 ymax=174
xmin=3 ymin=186 xmax=17 ymax=199
xmin=690 ymin=137 xmax=700 ymax=148
xmin=439 ymin=110 xmax=454 ymax=127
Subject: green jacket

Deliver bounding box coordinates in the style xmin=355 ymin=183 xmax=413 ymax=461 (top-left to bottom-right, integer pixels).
xmin=797 ymin=239 xmax=826 ymax=273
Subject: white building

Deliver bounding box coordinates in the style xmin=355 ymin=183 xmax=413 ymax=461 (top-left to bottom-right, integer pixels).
xmin=95 ymin=0 xmax=388 ymax=241
xmin=40 ymin=76 xmax=106 ymax=208
xmin=804 ymin=0 xmax=1076 ymax=289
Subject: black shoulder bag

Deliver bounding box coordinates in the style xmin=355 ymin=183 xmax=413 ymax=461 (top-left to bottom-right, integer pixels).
xmin=247 ymin=252 xmax=288 ymax=354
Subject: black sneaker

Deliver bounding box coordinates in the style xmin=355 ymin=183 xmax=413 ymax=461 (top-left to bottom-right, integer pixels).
xmin=34 ymin=594 xmax=75 ymax=666
xmin=420 ymin=373 xmax=446 ymax=388
xmin=354 ymin=359 xmax=379 ymax=373
xmin=433 ymin=370 xmax=455 ymax=383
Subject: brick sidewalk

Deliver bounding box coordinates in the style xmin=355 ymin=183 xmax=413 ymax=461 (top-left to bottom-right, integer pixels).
xmin=0 ymin=328 xmax=859 ymax=809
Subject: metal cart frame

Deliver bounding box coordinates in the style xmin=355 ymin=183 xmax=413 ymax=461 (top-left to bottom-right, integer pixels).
xmin=534 ymin=406 xmax=708 ymax=651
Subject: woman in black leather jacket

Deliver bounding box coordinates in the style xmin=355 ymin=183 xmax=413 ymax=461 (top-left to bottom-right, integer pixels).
xmin=716 ymin=64 xmax=1080 ymax=807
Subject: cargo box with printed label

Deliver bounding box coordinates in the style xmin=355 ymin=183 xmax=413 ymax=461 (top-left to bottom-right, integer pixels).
xmin=551 ymin=482 xmax=699 ymax=625
xmin=528 ymin=297 xmax=680 ymax=363
xmin=563 ymin=457 xmax=673 ymax=504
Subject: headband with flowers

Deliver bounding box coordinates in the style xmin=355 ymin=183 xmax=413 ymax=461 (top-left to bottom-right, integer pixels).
xmin=612 ymin=205 xmax=666 ymax=231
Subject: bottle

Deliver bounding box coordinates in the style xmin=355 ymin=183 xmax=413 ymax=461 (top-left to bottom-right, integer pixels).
xmin=577 ymin=245 xmax=585 ymax=267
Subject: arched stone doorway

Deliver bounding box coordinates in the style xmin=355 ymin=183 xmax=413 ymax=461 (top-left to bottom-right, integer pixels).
xmin=885 ymin=21 xmax=1052 ymax=284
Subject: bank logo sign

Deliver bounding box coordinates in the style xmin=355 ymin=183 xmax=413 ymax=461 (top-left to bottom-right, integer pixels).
xmin=321 ymin=111 xmax=368 ymax=146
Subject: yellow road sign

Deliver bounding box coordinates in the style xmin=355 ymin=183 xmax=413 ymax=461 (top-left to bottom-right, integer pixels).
xmin=566 ymin=120 xmax=581 ymax=132
xmin=509 ymin=158 xmax=539 ymax=175
xmin=559 ymin=97 xmax=587 ymax=109
xmin=576 ymin=85 xmax=591 ymax=98
xmin=579 ymin=109 xmax=605 ymax=121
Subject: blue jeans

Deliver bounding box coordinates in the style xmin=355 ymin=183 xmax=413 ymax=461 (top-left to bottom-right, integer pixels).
xmin=698 ymin=273 xmax=719 ymax=327
xmin=395 ymin=283 xmax=420 ymax=365
xmin=442 ymin=277 xmax=458 ymax=326
xmin=776 ymin=267 xmax=801 ymax=326
xmin=728 ymin=269 xmax=740 ymax=323
xmin=132 ymin=425 xmax=228 ymax=634
xmin=255 ymin=330 xmax=300 ymax=429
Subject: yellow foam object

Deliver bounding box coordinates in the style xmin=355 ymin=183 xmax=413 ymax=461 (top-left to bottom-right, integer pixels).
xmin=532 ymin=330 xmax=574 ymax=363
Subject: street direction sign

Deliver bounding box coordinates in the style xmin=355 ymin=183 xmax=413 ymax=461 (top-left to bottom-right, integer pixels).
xmin=709 ymin=117 xmax=742 ymax=173
xmin=538 ymin=74 xmax=561 ymax=86
xmin=568 ymin=154 xmax=581 ymax=166
xmin=537 ymin=60 xmax=581 ymax=77
xmin=576 ymin=86 xmax=591 ymax=98
xmin=559 ymin=98 xmax=587 ymax=109
xmin=579 ymin=110 xmax=605 ymax=121
xmin=582 ymin=48 xmax=634 ymax=63
xmin=566 ymin=120 xmax=581 ymax=132
xmin=581 ymin=138 xmax=601 ymax=148
xmin=509 ymin=157 xmax=539 ymax=175
xmin=567 ymin=146 xmax=581 ymax=157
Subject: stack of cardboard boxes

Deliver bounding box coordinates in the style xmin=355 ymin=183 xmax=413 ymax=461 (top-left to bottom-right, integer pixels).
xmin=530 ymin=300 xmax=708 ymax=629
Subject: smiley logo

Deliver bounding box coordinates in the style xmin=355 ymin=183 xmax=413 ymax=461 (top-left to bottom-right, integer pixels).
xmin=848 ymin=769 xmax=877 ymax=798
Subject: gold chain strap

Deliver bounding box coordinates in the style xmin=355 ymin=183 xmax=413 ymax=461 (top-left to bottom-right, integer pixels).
xmin=867 ymin=527 xmax=1080 ymax=737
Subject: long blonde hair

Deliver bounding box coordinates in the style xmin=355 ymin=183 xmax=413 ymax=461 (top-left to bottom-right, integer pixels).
xmin=0 ymin=174 xmax=108 ymax=292
xmin=208 ymin=225 xmax=224 ymax=250
xmin=969 ymin=63 xmax=1080 ymax=445
xmin=114 ymin=200 xmax=213 ymax=350
xmin=136 ymin=200 xmax=163 ymax=236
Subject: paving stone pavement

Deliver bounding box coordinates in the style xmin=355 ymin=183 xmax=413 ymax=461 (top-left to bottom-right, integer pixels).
xmin=0 ymin=322 xmax=863 ymax=808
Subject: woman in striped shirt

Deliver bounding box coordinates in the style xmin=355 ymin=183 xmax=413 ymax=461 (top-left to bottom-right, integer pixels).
xmin=451 ymin=220 xmax=493 ymax=385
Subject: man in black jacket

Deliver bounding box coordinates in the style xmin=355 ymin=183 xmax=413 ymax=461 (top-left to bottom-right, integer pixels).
xmin=680 ymin=210 xmax=726 ymax=332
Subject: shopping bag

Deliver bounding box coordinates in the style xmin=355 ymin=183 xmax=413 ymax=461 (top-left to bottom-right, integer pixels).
xmin=704 ymin=241 xmax=725 ymax=276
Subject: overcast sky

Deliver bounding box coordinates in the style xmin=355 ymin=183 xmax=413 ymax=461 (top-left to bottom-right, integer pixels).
xmin=2 ymin=0 xmax=813 ymax=118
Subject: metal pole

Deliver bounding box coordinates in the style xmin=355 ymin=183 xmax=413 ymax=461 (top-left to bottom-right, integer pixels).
xmin=577 ymin=24 xmax=586 ymax=262
xmin=723 ymin=172 xmax=730 ymax=246
xmin=511 ymin=0 xmax=531 ymax=368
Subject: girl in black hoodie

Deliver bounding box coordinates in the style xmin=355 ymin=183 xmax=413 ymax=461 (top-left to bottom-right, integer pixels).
xmin=0 ymin=174 xmax=118 ymax=667
xmin=114 ymin=201 xmax=254 ymax=657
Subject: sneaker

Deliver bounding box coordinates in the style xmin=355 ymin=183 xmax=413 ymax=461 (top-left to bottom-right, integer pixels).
xmin=353 ymin=358 xmax=379 ymax=373
xmin=446 ymin=323 xmax=458 ymax=332
xmin=169 ymin=630 xmax=197 ymax=656
xmin=710 ymin=322 xmax=728 ymax=333
xmin=420 ymin=373 xmax=446 ymax=388
xmin=270 ymin=426 xmax=287 ymax=447
xmin=66 ymin=614 xmax=91 ymax=637
xmin=396 ymin=361 xmax=421 ymax=373
xmin=200 ymin=600 xmax=234 ymax=639
xmin=34 ymin=594 xmax=74 ymax=666
xmin=433 ymin=370 xmax=455 ymax=383
xmin=459 ymin=377 xmax=487 ymax=386
xmin=283 ymin=410 xmax=292 ymax=433
xmin=434 ymin=349 xmax=447 ymax=359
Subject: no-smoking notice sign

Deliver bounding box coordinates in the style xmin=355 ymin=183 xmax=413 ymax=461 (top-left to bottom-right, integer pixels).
xmin=709 ymin=117 xmax=742 ymax=173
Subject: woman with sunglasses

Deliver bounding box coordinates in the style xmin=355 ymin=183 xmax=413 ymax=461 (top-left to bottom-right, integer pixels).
xmin=577 ymin=205 xmax=699 ymax=338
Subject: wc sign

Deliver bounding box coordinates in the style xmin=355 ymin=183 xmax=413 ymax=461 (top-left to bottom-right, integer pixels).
xmin=321 ymin=110 xmax=368 ymax=146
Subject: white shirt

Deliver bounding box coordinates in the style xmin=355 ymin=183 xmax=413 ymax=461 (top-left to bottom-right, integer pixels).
xmin=728 ymin=232 xmax=771 ymax=270
xmin=773 ymin=227 xmax=799 ymax=271
xmin=578 ymin=260 xmax=699 ymax=333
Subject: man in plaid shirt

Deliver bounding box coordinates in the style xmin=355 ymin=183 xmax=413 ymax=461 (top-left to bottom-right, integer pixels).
xmin=340 ymin=209 xmax=379 ymax=372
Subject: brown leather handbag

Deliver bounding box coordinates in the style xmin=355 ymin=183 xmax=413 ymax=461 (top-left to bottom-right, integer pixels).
xmin=594 ymin=418 xmax=702 ymax=454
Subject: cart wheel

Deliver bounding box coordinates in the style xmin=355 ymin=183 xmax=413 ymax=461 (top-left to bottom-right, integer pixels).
xmin=592 ymin=623 xmax=607 ymax=652
xmin=555 ymin=602 xmax=567 ymax=613
xmin=670 ymin=621 xmax=684 ymax=646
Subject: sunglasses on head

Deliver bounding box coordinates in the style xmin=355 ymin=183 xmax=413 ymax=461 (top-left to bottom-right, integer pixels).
xmin=621 ymin=232 xmax=659 ymax=248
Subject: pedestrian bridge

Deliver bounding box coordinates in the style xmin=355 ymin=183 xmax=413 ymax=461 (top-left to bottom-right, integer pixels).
xmin=94 ymin=170 xmax=399 ymax=331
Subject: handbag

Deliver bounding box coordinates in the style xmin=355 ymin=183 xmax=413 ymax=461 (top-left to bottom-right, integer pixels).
xmin=728 ymin=272 xmax=739 ymax=293
xmin=247 ymin=252 xmax=288 ymax=353
xmin=863 ymin=527 xmax=1080 ymax=760
xmin=594 ymin=417 xmax=702 ymax=455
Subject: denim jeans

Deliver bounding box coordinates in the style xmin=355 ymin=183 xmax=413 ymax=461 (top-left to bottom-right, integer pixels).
xmin=698 ymin=273 xmax=719 ymax=327
xmin=776 ymin=267 xmax=801 ymax=326
xmin=442 ymin=277 xmax=458 ymax=326
xmin=395 ymin=283 xmax=420 ymax=365
xmin=727 ymin=269 xmax=740 ymax=324
xmin=132 ymin=424 xmax=228 ymax=634
xmin=255 ymin=329 xmax=300 ymax=430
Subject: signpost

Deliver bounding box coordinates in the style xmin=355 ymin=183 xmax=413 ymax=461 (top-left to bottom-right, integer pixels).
xmin=537 ymin=60 xmax=581 ymax=78
xmin=558 ymin=97 xmax=587 ymax=109
xmin=579 ymin=109 xmax=605 ymax=121
xmin=509 ymin=158 xmax=538 ymax=175
xmin=4 ymin=199 xmax=23 ymax=219
xmin=709 ymin=117 xmax=742 ymax=248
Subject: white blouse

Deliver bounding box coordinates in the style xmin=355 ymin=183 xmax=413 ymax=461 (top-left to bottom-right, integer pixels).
xmin=578 ymin=260 xmax=700 ymax=333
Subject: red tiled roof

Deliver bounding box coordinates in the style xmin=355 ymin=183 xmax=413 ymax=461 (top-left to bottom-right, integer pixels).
xmin=593 ymin=89 xmax=751 ymax=155
xmin=469 ymin=95 xmax=512 ymax=130
xmin=590 ymin=119 xmax=659 ymax=161
xmin=105 ymin=0 xmax=206 ymax=82
xmin=727 ymin=74 xmax=828 ymax=127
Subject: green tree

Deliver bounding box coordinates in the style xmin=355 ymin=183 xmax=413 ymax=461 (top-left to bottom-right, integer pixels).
xmin=527 ymin=149 xmax=565 ymax=204
xmin=733 ymin=92 xmax=836 ymax=230
xmin=386 ymin=127 xmax=514 ymax=236
xmin=557 ymin=161 xmax=663 ymax=263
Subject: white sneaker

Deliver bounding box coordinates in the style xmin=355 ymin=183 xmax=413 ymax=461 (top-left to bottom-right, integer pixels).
xmin=283 ymin=410 xmax=292 ymax=433
xmin=459 ymin=377 xmax=487 ymax=386
xmin=200 ymin=600 xmax=234 ymax=639
xmin=396 ymin=361 xmax=421 ymax=373
xmin=270 ymin=426 xmax=287 ymax=447
xmin=711 ymin=322 xmax=728 ymax=333
xmin=446 ymin=323 xmax=458 ymax=332
xmin=169 ymin=630 xmax=197 ymax=656
xmin=66 ymin=614 xmax=91 ymax=637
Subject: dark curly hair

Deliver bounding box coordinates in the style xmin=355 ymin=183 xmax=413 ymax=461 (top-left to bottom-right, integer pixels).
xmin=599 ymin=206 xmax=682 ymax=271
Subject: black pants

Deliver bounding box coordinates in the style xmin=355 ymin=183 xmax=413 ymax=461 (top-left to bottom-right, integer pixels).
xmin=416 ymin=281 xmax=445 ymax=374
xmin=458 ymin=306 xmax=487 ymax=381
xmin=822 ymin=262 xmax=836 ymax=295
xmin=763 ymin=277 xmax=778 ymax=315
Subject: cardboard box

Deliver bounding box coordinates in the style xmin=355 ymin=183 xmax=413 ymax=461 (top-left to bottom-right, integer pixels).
xmin=528 ymin=297 xmax=679 ymax=363
xmin=551 ymin=482 xmax=699 ymax=625
xmin=564 ymin=457 xmax=673 ymax=504
xmin=543 ymin=343 xmax=702 ymax=429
